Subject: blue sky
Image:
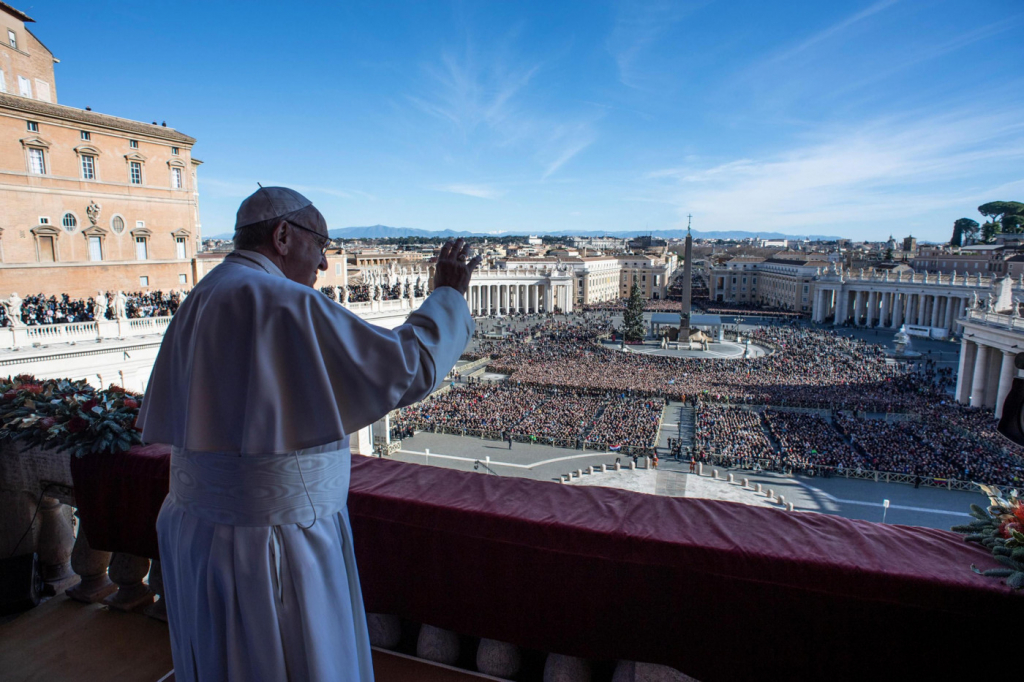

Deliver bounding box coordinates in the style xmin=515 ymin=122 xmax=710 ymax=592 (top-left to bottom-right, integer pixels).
xmin=31 ymin=0 xmax=1024 ymax=241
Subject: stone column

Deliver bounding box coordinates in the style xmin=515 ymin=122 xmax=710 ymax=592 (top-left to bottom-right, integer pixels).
xmin=930 ymin=295 xmax=942 ymax=328
xmin=956 ymin=339 xmax=977 ymax=404
xmin=853 ymin=290 xmax=864 ymax=325
xmin=970 ymin=344 xmax=990 ymax=408
xmin=996 ymin=350 xmax=1018 ymax=418
xmin=985 ymin=348 xmax=1002 ymax=409
xmin=866 ymin=291 xmax=876 ymax=327
xmin=879 ymin=292 xmax=889 ymax=327
xmin=944 ymin=295 xmax=956 ymax=333
xmin=890 ymin=293 xmax=902 ymax=328
xmin=812 ymin=289 xmax=823 ymax=322
xmin=36 ymin=497 xmax=76 ymax=593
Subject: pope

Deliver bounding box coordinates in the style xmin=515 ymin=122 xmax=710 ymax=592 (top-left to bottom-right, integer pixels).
xmin=137 ymin=186 xmax=481 ymax=681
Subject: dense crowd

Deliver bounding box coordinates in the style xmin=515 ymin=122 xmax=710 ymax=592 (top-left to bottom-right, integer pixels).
xmin=0 ymin=291 xmax=183 ymax=327
xmin=406 ymin=309 xmax=1024 ymax=486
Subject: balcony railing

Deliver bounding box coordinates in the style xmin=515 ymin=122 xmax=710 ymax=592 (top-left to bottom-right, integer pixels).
xmin=0 ymin=317 xmax=172 ymax=350
xmin=1 ymin=439 xmax=1017 ymax=681
xmin=965 ymin=308 xmax=1024 ymax=331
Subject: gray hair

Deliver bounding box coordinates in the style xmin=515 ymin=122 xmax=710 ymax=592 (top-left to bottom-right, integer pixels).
xmin=233 ymin=204 xmax=326 ymax=251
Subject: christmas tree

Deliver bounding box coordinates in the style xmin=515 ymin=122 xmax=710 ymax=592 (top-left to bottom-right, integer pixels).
xmin=622 ymin=276 xmax=646 ymax=342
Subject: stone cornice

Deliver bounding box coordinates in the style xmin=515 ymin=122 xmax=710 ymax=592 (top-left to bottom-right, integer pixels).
xmin=0 ymin=93 xmax=195 ymax=145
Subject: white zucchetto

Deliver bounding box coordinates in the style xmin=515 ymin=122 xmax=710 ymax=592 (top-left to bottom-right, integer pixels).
xmin=235 ymin=186 xmax=313 ymax=230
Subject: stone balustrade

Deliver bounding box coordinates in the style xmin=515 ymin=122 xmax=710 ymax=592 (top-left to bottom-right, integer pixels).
xmin=0 ymin=317 xmax=172 ymax=350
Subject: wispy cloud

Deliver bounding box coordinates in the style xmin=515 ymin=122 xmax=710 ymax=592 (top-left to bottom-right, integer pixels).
xmin=766 ymin=0 xmax=899 ymax=66
xmin=434 ymin=183 xmax=506 ymax=200
xmin=643 ymin=108 xmax=1024 ymax=233
xmin=541 ymin=124 xmax=596 ymax=179
xmin=606 ymin=0 xmax=707 ymax=90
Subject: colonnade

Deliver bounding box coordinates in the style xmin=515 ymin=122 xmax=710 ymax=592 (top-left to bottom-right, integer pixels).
xmin=467 ymin=282 xmax=574 ymax=315
xmin=815 ymin=287 xmax=970 ymax=335
xmin=956 ymin=337 xmax=1019 ymax=417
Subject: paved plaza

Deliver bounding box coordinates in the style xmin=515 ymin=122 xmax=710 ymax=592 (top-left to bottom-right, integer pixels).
xmin=387 ymin=427 xmax=981 ymax=530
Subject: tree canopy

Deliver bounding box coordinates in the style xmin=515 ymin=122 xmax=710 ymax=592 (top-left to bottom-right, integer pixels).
xmin=977 ymin=201 xmax=1024 ymax=241
xmin=621 ymin=276 xmax=646 ymax=342
xmin=951 ymin=217 xmax=979 ymax=246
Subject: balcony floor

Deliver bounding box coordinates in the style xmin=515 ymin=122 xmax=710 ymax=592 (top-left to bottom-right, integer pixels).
xmin=0 ymin=595 xmax=499 ymax=682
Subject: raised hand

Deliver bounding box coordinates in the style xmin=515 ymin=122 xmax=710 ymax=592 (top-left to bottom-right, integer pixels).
xmin=433 ymin=238 xmax=483 ymax=296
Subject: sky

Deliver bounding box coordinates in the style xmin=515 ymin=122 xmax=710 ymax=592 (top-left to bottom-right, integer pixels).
xmin=27 ymin=0 xmax=1024 ymax=241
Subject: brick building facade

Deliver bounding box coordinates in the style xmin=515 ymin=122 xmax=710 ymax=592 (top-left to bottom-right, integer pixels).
xmin=0 ymin=3 xmax=200 ymax=299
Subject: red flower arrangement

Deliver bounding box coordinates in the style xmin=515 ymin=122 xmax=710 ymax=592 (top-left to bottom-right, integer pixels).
xmin=952 ymin=485 xmax=1024 ymax=590
xmin=0 ymin=375 xmax=144 ymax=457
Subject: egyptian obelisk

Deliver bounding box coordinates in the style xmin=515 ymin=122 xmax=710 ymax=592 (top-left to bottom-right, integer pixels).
xmin=680 ymin=215 xmax=693 ymax=339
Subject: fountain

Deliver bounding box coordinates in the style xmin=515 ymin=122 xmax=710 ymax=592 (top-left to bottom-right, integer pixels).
xmin=888 ymin=324 xmax=921 ymax=359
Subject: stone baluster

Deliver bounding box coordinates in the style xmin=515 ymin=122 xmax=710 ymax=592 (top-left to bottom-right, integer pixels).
xmin=367 ymin=613 xmax=402 ymax=649
xmin=478 ymin=639 xmax=523 ymax=679
xmin=35 ymin=496 xmax=77 ymax=594
xmin=103 ymin=552 xmax=154 ymax=611
xmin=66 ymin=530 xmax=116 ymax=603
xmin=417 ymin=624 xmax=460 ymax=665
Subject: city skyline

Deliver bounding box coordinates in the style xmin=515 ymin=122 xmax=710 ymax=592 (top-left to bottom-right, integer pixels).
xmin=34 ymin=0 xmax=1024 ymax=242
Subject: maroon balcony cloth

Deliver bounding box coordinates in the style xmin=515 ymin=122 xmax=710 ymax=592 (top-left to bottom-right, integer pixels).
xmin=69 ymin=444 xmax=171 ymax=561
xmin=72 ymin=447 xmax=1017 ymax=681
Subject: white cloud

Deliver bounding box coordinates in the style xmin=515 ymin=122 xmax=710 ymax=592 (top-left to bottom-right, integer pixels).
xmin=644 ymin=108 xmax=1024 ymax=237
xmin=435 ymin=183 xmax=506 ymax=200
xmin=766 ymin=0 xmax=899 ymax=65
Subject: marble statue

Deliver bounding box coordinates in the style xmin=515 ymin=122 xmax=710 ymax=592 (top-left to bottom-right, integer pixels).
xmin=94 ymin=291 xmax=108 ymax=320
xmin=113 ymin=291 xmax=127 ymax=319
xmin=1 ymin=292 xmax=23 ymax=326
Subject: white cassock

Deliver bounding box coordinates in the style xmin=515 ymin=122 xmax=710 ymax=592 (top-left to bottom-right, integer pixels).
xmin=137 ymin=250 xmax=473 ymax=681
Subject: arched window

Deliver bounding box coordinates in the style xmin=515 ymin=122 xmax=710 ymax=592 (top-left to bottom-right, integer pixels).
xmin=111 ymin=215 xmax=125 ymax=234
xmin=62 ymin=212 xmax=78 ymax=232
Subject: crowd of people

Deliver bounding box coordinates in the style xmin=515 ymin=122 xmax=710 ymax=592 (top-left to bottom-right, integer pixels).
xmin=392 ymin=381 xmax=664 ymax=451
xmin=0 ymin=290 xmax=184 ymax=327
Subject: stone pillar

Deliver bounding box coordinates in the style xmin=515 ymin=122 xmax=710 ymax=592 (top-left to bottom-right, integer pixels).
xmin=931 ymin=295 xmax=942 ymax=328
xmin=970 ymin=344 xmax=990 ymax=408
xmin=879 ymin=291 xmax=890 ymax=327
xmin=944 ymin=295 xmax=956 ymax=332
xmin=917 ymin=294 xmax=929 ymax=326
xmin=996 ymin=350 xmax=1017 ymax=418
xmin=956 ymin=339 xmax=976 ymax=404
xmin=866 ymin=291 xmax=876 ymax=327
xmin=890 ymin=293 xmax=902 ymax=328
xmin=853 ymin=290 xmax=864 ymax=325
xmin=813 ymin=289 xmax=823 ymax=322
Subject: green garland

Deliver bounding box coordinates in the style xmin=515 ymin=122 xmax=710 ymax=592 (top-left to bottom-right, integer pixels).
xmin=951 ymin=484 xmax=1024 ymax=590
xmin=0 ymin=374 xmax=143 ymax=458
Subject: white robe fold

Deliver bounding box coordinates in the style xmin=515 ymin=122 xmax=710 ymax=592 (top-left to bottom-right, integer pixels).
xmin=138 ymin=250 xmax=474 ymax=681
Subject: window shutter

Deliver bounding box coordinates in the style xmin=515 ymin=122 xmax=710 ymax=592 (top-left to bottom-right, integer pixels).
xmin=17 ymin=76 xmax=31 ymax=98
xmin=35 ymin=80 xmax=50 ymax=102
xmin=0 ymin=70 xmax=6 ymax=93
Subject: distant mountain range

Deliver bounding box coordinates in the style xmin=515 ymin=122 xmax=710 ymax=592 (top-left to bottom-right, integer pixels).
xmin=205 ymin=224 xmax=843 ymax=241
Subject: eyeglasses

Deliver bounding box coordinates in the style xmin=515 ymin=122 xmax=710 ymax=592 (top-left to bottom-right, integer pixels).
xmin=286 ymin=220 xmax=329 ymax=256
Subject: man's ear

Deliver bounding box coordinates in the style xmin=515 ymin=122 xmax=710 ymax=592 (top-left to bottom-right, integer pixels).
xmin=270 ymin=220 xmax=290 ymax=257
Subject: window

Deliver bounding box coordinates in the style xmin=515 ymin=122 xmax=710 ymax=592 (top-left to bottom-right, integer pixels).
xmin=28 ymin=148 xmax=45 ymax=174
xmin=62 ymin=213 xmax=77 ymax=232
xmin=140 ymin=276 xmax=149 ymax=287
xmin=39 ymin=217 xmax=49 ymax=224
xmin=135 ymin=236 xmax=148 ymax=260
xmin=130 ymin=161 xmax=142 ymax=185
xmin=0 ymin=70 xmax=6 ymax=92
xmin=179 ymin=274 xmax=188 ymax=284
xmin=17 ymin=76 xmax=30 ymax=98
xmin=35 ymin=80 xmax=50 ymax=102
xmin=171 ymin=167 xmax=183 ymax=189
xmin=81 ymin=155 xmax=95 ymax=180
xmin=88 ymin=236 xmax=103 ymax=261
xmin=171 ymin=146 xmax=179 ymax=155
xmin=175 ymin=238 xmax=186 ymax=259
xmin=111 ymin=215 xmax=125 ymax=234
xmin=129 ymin=140 xmax=138 ymax=149
xmin=38 ymin=236 xmax=54 ymax=262
xmin=335 ymin=264 xmax=342 ymax=275
xmin=8 ymin=29 xmax=15 ymax=48
xmin=80 ymin=131 xmax=91 ymax=141
xmin=26 ymin=120 xmax=37 ymax=132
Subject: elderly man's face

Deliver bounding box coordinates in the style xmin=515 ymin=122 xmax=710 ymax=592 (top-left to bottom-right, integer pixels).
xmin=279 ymin=211 xmax=329 ymax=288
